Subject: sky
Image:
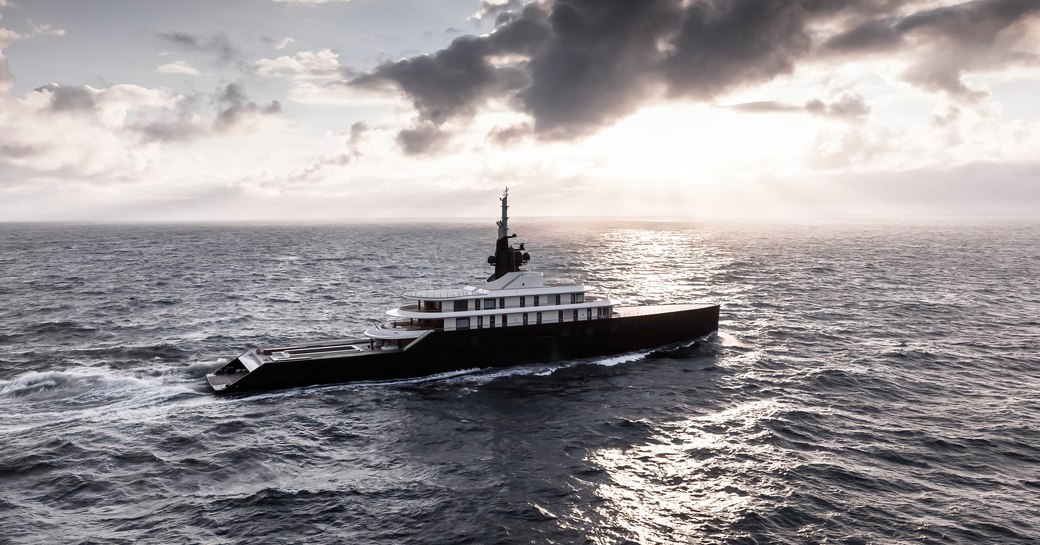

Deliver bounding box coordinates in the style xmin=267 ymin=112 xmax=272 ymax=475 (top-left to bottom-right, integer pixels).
xmin=1 ymin=0 xmax=1038 ymax=221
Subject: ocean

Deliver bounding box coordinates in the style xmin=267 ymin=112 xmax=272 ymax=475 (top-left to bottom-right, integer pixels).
xmin=0 ymin=220 xmax=1037 ymax=544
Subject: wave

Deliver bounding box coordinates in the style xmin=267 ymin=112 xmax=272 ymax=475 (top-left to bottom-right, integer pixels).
xmin=0 ymin=366 xmax=202 ymax=434
xmin=16 ymin=320 xmax=101 ymax=340
xmin=0 ymin=368 xmax=145 ymax=400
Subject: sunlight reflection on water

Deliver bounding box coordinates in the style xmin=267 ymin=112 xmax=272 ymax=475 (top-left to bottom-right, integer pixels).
xmin=585 ymin=400 xmax=781 ymax=543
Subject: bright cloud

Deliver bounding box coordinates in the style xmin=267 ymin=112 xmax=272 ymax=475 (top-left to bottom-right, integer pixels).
xmin=156 ymin=60 xmax=201 ymax=76
xmin=254 ymin=49 xmax=343 ymax=80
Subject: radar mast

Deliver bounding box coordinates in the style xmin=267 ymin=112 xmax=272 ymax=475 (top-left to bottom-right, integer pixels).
xmin=486 ymin=188 xmax=529 ymax=282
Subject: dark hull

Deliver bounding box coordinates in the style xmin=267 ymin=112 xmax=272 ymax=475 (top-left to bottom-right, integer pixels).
xmin=208 ymin=304 xmax=719 ymax=394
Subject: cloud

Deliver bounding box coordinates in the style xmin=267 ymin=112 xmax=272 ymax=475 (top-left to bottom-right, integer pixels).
xmin=805 ymin=94 xmax=871 ymax=118
xmin=471 ymin=0 xmax=528 ymax=22
xmin=488 ymin=122 xmax=532 ymax=144
xmin=132 ymin=94 xmax=207 ymax=143
xmin=347 ymin=121 xmax=367 ymax=158
xmin=397 ymin=121 xmax=445 ymax=155
xmin=347 ymin=0 xmax=1040 ymax=153
xmin=0 ymin=28 xmax=16 ymax=92
xmin=0 ymin=83 xmax=179 ymax=182
xmin=823 ymin=0 xmax=1040 ymax=101
xmin=0 ymin=143 xmax=47 ymax=158
xmin=727 ymin=101 xmax=803 ymax=114
xmin=158 ymin=31 xmax=242 ymax=65
xmin=28 ymin=22 xmax=65 ymax=37
xmin=352 ymin=33 xmax=527 ymax=125
xmin=37 ymin=83 xmax=97 ymax=112
xmin=274 ymin=37 xmax=295 ymax=50
xmin=157 ymin=60 xmax=202 ymax=76
xmin=213 ymin=83 xmax=282 ymax=133
xmin=132 ymin=85 xmax=284 ymax=142
xmin=254 ymin=49 xmax=345 ymax=80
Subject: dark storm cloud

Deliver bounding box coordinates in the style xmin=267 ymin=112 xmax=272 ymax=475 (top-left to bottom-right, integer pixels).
xmin=825 ymin=0 xmax=1040 ymax=53
xmin=662 ymin=1 xmax=814 ymax=99
xmin=824 ymin=0 xmax=1040 ymax=99
xmin=518 ymin=0 xmax=681 ymax=137
xmin=158 ymin=32 xmax=242 ymax=65
xmin=352 ymin=30 xmax=534 ymax=125
xmin=351 ymin=0 xmax=1040 ymax=152
xmin=213 ymin=83 xmax=281 ymax=132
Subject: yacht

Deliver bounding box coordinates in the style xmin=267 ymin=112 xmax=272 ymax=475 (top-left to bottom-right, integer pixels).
xmin=206 ymin=189 xmax=719 ymax=393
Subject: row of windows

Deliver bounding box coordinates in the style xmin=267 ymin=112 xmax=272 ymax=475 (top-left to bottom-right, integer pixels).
xmin=453 ymin=306 xmax=611 ymax=330
xmin=426 ymin=293 xmax=587 ymax=314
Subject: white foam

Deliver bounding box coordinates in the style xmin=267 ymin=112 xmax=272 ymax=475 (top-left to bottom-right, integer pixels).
xmin=0 ymin=366 xmax=203 ymax=434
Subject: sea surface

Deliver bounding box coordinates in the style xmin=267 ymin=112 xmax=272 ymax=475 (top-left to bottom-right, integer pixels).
xmin=0 ymin=219 xmax=1038 ymax=544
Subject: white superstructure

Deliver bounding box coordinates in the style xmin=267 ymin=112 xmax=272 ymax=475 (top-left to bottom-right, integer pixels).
xmin=363 ymin=188 xmax=615 ymax=347
xmin=363 ymin=271 xmax=616 ymax=346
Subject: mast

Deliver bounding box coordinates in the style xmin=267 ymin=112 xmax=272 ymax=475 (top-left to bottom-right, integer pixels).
xmin=486 ymin=187 xmax=528 ymax=282
xmin=498 ymin=187 xmax=509 ymax=240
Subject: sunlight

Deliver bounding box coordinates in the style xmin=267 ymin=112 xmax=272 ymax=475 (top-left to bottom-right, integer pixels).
xmin=583 ymin=104 xmax=817 ymax=185
xmin=581 ymin=400 xmax=783 ymax=543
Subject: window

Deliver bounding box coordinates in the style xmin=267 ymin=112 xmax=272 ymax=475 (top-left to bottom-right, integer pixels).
xmin=523 ymin=313 xmax=528 ymax=325
xmin=575 ymin=292 xmax=585 ymax=303
xmin=573 ymin=309 xmax=578 ymax=322
xmin=536 ymin=312 xmax=542 ymax=325
xmin=534 ymin=296 xmax=539 ymax=307
xmin=485 ymin=298 xmax=496 ymax=310
xmin=422 ymin=300 xmax=442 ymax=311
xmin=490 ymin=315 xmax=496 ymax=327
xmin=454 ymin=300 xmax=468 ymax=312
xmin=555 ymin=294 xmax=561 ymax=305
xmin=559 ymin=310 xmax=565 ymax=322
xmin=499 ymin=297 xmax=505 ymax=309
xmin=457 ymin=317 xmax=470 ymax=329
xmin=475 ymin=299 xmax=481 ymax=310
xmin=520 ymin=296 xmax=526 ymax=308
xmin=478 ymin=316 xmax=483 ymax=328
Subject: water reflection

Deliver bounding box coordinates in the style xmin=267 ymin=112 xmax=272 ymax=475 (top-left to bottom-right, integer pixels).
xmin=528 ymin=222 xmax=730 ymax=308
xmin=582 ymin=400 xmax=782 ymax=543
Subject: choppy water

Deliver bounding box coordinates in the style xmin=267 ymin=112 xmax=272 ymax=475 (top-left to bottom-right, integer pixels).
xmin=1 ymin=220 xmax=1038 ymax=544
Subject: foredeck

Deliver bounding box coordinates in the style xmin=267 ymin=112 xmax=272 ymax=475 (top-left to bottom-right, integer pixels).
xmin=262 ymin=341 xmax=376 ymax=361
